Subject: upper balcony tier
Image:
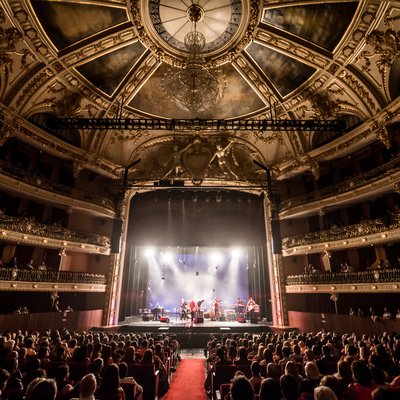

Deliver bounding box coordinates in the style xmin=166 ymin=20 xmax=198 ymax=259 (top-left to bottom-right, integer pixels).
xmin=0 ymin=214 xmax=110 ymax=254
xmin=286 ymin=269 xmax=400 ymax=294
xmin=279 ymin=156 xmax=400 ymax=219
xmin=282 ymin=214 xmax=400 ymax=256
xmin=0 ymin=160 xmax=116 ymax=219
xmin=0 ymin=268 xmax=106 ymax=292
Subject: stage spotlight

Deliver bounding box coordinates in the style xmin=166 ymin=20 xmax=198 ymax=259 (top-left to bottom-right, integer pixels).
xmin=162 ymin=251 xmax=174 ymax=264
xmin=231 ymin=247 xmax=242 ymax=257
xmin=161 ymin=275 xmax=166 ymax=281
xmin=210 ymin=250 xmax=222 ymax=264
xmin=195 ymin=271 xmax=199 ymax=276
xmin=144 ymin=247 xmax=155 ymax=257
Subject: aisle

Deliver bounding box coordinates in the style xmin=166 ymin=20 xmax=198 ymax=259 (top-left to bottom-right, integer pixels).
xmin=162 ymin=358 xmax=207 ymax=400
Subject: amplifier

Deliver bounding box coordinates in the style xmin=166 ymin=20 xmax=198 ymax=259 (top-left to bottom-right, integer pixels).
xmin=160 ymin=316 xmax=170 ymax=323
xmin=142 ymin=315 xmax=151 ymax=321
xmin=237 ymin=314 xmax=246 ymax=323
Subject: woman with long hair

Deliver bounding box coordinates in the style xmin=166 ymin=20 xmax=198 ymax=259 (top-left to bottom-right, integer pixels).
xmin=96 ymin=364 xmax=125 ymax=400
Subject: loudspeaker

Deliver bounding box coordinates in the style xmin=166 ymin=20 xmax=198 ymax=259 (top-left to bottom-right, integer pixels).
xmin=111 ymin=218 xmax=122 ymax=253
xmin=195 ymin=317 xmax=204 ymax=323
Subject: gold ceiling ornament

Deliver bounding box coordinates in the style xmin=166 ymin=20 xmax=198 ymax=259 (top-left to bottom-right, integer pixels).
xmin=161 ymin=4 xmax=226 ymax=113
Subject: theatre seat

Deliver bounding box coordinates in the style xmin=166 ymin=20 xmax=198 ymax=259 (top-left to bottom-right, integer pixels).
xmin=128 ymin=364 xmax=159 ymax=400
xmin=212 ymin=364 xmax=237 ymax=399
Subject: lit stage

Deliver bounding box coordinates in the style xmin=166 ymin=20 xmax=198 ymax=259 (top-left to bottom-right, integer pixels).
xmin=100 ymin=316 xmax=273 ymax=347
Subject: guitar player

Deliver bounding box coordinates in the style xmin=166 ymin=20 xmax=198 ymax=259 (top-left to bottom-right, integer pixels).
xmin=246 ymin=297 xmax=256 ymax=322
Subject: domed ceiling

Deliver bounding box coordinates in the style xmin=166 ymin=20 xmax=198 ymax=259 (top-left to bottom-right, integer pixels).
xmin=0 ymin=0 xmax=399 ymax=183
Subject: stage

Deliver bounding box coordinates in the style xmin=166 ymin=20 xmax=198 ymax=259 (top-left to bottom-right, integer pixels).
xmin=98 ymin=315 xmax=274 ymax=348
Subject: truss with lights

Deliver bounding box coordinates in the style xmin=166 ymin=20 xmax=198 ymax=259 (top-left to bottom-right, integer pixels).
xmin=47 ymin=118 xmax=346 ymax=132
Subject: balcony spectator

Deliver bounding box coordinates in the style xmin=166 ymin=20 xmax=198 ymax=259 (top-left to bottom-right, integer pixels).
xmin=382 ymin=307 xmax=393 ymax=319
xmin=396 ymin=309 xmax=400 ymax=319
xmin=6 ymin=257 xmax=20 ymax=268
xmin=25 ymin=259 xmax=34 ymax=270
xmin=38 ymin=261 xmax=47 ymax=271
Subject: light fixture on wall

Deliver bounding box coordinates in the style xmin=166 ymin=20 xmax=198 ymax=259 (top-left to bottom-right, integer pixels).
xmin=161 ymin=4 xmax=226 ymax=113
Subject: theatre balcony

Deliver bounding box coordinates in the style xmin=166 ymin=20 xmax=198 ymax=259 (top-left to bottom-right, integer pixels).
xmin=281 ymin=214 xmax=400 ymax=255
xmin=0 ymin=160 xmax=115 ymax=219
xmin=0 ymin=214 xmax=111 ymax=254
xmin=285 ymin=269 xmax=400 ymax=294
xmin=0 ymin=268 xmax=106 ymax=293
xmin=279 ymin=155 xmax=400 ymax=219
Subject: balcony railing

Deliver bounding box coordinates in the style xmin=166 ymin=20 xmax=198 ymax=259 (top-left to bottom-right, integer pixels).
xmin=282 ymin=214 xmax=400 ymax=249
xmin=0 ymin=160 xmax=115 ymax=211
xmin=280 ymin=156 xmax=400 ymax=212
xmin=286 ymin=269 xmax=400 ymax=286
xmin=0 ymin=268 xmax=106 ymax=284
xmin=0 ymin=215 xmax=110 ymax=247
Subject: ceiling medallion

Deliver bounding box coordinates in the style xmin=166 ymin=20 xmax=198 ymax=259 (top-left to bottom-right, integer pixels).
xmin=129 ymin=0 xmax=259 ymax=67
xmin=161 ymin=4 xmax=226 ymax=112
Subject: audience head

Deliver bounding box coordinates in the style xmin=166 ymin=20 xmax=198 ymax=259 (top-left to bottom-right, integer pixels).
xmin=285 ymin=360 xmax=300 ymax=377
xmin=320 ymin=375 xmax=342 ymax=399
xmin=305 ymin=362 xmax=321 ymax=381
xmin=259 ymin=377 xmax=281 ymax=400
xmin=351 ymin=360 xmax=372 ymax=387
xmin=314 ymin=386 xmax=339 ymax=400
xmin=250 ymin=360 xmax=261 ymax=377
xmin=99 ymin=364 xmax=120 ymax=393
xmin=79 ymin=373 xmax=97 ymax=398
xmin=26 ymin=378 xmax=57 ymax=400
xmin=280 ymin=374 xmax=298 ymax=400
xmin=230 ymin=375 xmax=254 ymax=400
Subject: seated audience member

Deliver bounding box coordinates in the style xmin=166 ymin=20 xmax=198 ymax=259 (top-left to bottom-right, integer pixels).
xmin=54 ymin=365 xmax=73 ymax=396
xmin=0 ymin=369 xmax=10 ymax=400
xmin=259 ymin=377 xmax=281 ymax=400
xmin=118 ymin=362 xmax=142 ymax=397
xmin=281 ymin=374 xmax=299 ymax=400
xmin=96 ymin=364 xmax=125 ymax=400
xmin=235 ymin=346 xmax=251 ymax=367
xmin=71 ymin=373 xmax=97 ymax=400
xmin=90 ymin=358 xmax=103 ymax=386
xmin=285 ymin=360 xmax=303 ymax=386
xmin=317 ymin=345 xmax=338 ymax=376
xmin=6 ymin=257 xmax=20 ymax=268
xmin=314 ymin=386 xmax=339 ymax=400
xmin=299 ymin=362 xmax=321 ymax=400
xmin=25 ymin=378 xmax=57 ymax=400
xmin=267 ymin=362 xmax=282 ymax=381
xmin=25 ymin=259 xmax=34 ymax=270
xmin=348 ymin=360 xmax=375 ymax=400
xmin=396 ymin=309 xmax=400 ymax=319
xmin=228 ymin=375 xmax=254 ymax=400
xmin=320 ymin=375 xmax=343 ymax=400
xmin=248 ymin=361 xmax=262 ymax=394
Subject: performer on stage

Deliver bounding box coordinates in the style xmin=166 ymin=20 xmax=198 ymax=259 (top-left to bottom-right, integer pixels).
xmin=189 ymin=299 xmax=196 ymax=321
xmin=180 ymin=298 xmax=187 ymax=320
xmin=246 ymin=297 xmax=256 ymax=322
xmin=213 ymin=298 xmax=221 ymax=321
xmin=236 ymin=297 xmax=245 ymax=314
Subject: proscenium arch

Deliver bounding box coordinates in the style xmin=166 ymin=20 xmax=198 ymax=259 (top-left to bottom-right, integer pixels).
xmin=107 ymin=184 xmax=282 ymax=326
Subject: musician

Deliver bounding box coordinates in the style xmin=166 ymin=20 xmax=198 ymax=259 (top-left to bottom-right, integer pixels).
xmin=246 ymin=297 xmax=256 ymax=322
xmin=213 ymin=298 xmax=221 ymax=321
xmin=153 ymin=302 xmax=162 ymax=321
xmin=236 ymin=297 xmax=245 ymax=314
xmin=180 ymin=298 xmax=187 ymax=320
xmin=189 ymin=299 xmax=196 ymax=321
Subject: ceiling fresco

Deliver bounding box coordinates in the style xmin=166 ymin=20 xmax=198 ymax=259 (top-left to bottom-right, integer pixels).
xmin=0 ymin=0 xmax=398 ymax=182
xmin=246 ymin=42 xmax=317 ymax=97
xmin=262 ymin=2 xmax=359 ymax=51
xmin=30 ymin=0 xmax=128 ymax=50
xmin=76 ymin=42 xmax=146 ymax=97
xmin=129 ymin=62 xmax=265 ymax=119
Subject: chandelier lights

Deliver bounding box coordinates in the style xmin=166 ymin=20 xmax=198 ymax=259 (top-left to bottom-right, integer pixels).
xmin=161 ymin=4 xmax=226 ymax=113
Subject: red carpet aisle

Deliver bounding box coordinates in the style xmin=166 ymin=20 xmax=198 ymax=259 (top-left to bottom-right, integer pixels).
xmin=162 ymin=359 xmax=207 ymax=400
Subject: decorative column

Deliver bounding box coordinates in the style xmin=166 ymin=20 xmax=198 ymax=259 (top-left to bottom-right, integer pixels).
xmin=103 ymin=188 xmax=135 ymax=326
xmin=263 ymin=193 xmax=288 ymax=327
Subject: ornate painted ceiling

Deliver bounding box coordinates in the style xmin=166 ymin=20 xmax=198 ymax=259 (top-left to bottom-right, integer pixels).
xmin=0 ymin=1 xmax=400 ymax=184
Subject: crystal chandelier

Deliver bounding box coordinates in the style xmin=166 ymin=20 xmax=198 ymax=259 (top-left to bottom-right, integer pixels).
xmin=161 ymin=4 xmax=226 ymax=113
